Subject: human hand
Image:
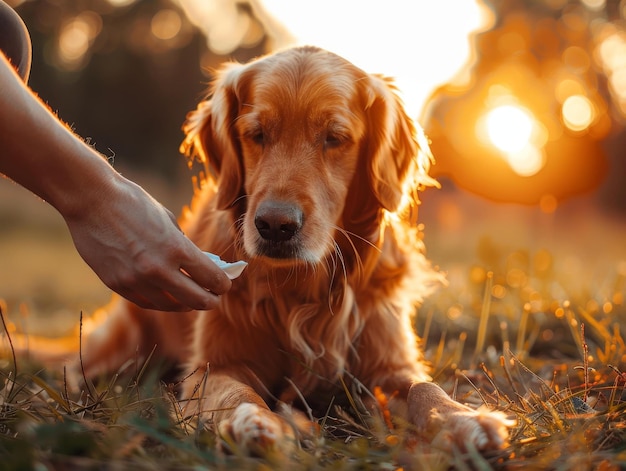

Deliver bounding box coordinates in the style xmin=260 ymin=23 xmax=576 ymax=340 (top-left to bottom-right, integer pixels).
xmin=1 ymin=50 xmax=232 ymax=311
xmin=63 ymin=174 xmax=232 ymax=311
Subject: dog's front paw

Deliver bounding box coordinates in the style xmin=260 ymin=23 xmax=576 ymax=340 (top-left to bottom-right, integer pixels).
xmin=408 ymin=382 xmax=515 ymax=452
xmin=429 ymin=405 xmax=514 ymax=452
xmin=218 ymin=403 xmax=296 ymax=456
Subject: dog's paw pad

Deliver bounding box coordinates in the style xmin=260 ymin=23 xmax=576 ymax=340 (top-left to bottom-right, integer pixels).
xmin=218 ymin=403 xmax=295 ymax=456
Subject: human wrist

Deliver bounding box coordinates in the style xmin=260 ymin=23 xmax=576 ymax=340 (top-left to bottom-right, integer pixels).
xmin=0 ymin=54 xmax=122 ymax=221
xmin=49 ymin=142 xmax=120 ymax=221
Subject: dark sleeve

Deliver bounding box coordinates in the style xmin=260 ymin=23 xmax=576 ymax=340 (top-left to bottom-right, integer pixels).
xmin=0 ymin=0 xmax=31 ymax=82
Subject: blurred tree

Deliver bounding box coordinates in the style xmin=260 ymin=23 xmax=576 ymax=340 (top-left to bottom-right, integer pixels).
xmin=12 ymin=0 xmax=265 ymax=181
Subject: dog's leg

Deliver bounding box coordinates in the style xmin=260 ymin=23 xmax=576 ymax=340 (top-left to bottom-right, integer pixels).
xmin=181 ymin=367 xmax=297 ymax=456
xmin=407 ymin=382 xmax=514 ymax=452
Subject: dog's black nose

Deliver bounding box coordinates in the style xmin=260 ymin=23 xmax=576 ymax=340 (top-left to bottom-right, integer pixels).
xmin=254 ymin=201 xmax=303 ymax=242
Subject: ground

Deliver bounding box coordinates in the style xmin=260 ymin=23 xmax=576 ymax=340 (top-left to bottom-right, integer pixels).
xmin=1 ymin=175 xmax=626 ymax=470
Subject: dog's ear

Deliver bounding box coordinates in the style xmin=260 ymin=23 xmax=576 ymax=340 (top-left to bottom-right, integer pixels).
xmin=180 ymin=63 xmax=246 ymax=210
xmin=360 ymin=75 xmax=438 ymax=222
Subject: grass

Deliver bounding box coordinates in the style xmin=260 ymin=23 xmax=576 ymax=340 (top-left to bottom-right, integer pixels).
xmin=1 ymin=242 xmax=625 ymax=471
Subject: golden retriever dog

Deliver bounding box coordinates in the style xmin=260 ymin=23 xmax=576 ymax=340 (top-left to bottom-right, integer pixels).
xmin=67 ymin=46 xmax=512 ymax=454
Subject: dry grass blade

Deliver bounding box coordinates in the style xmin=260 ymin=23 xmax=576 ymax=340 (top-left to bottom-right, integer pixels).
xmin=0 ymin=306 xmax=17 ymax=400
xmin=474 ymin=271 xmax=493 ymax=362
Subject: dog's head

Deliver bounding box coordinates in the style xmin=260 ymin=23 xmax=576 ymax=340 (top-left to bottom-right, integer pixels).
xmin=181 ymin=46 xmax=436 ymax=266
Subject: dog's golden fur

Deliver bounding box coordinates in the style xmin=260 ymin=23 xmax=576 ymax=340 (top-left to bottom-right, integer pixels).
xmin=45 ymin=46 xmax=512 ymax=453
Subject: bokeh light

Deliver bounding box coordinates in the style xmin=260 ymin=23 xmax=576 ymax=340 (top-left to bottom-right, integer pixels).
xmin=485 ymin=105 xmax=534 ymax=154
xmin=59 ymin=21 xmax=90 ymax=63
xmin=596 ymin=27 xmax=626 ymax=121
xmin=580 ymin=0 xmax=606 ymax=11
xmin=151 ymin=9 xmax=182 ymax=41
xmin=57 ymin=12 xmax=102 ymax=70
xmin=105 ymin=0 xmax=136 ymax=6
xmin=175 ymin=0 xmax=264 ymax=56
xmin=561 ymin=95 xmax=595 ymax=132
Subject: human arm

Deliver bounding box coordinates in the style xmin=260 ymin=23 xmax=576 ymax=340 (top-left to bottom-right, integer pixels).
xmin=0 ymin=52 xmax=231 ymax=311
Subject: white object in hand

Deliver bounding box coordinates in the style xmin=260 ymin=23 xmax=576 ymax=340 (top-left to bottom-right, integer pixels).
xmin=204 ymin=252 xmax=248 ymax=280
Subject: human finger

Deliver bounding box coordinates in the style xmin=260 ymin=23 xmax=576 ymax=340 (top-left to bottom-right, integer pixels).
xmin=114 ymin=284 xmax=193 ymax=312
xmin=179 ymin=247 xmax=232 ymax=295
xmin=156 ymin=269 xmax=224 ymax=311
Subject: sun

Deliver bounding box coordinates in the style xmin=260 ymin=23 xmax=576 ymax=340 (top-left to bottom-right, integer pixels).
xmin=479 ymin=104 xmax=546 ymax=177
xmin=485 ymin=105 xmax=534 ymax=154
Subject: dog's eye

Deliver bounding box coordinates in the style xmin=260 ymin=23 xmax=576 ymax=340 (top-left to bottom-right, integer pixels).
xmin=251 ymin=131 xmax=265 ymax=145
xmin=244 ymin=129 xmax=265 ymax=146
xmin=324 ymin=132 xmax=346 ymax=150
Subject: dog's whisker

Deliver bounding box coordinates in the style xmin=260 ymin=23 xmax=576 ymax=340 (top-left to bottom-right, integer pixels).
xmin=323 ymin=247 xmax=337 ymax=281
xmin=326 ymin=242 xmax=349 ymax=316
xmin=334 ymin=225 xmax=381 ymax=253
xmin=332 ymin=241 xmax=348 ymax=288
xmin=331 ymin=225 xmax=365 ymax=278
xmin=231 ymin=193 xmax=249 ymax=208
xmin=220 ymin=212 xmax=246 ymax=257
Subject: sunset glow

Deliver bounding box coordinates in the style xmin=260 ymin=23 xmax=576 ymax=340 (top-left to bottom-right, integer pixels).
xmin=486 ymin=105 xmax=534 ymax=154
xmin=478 ymin=103 xmax=547 ymax=177
xmin=177 ymin=0 xmax=494 ymax=117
